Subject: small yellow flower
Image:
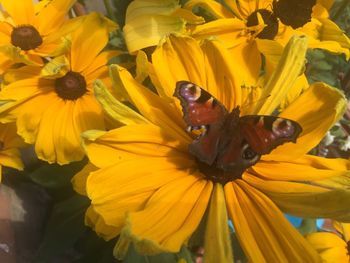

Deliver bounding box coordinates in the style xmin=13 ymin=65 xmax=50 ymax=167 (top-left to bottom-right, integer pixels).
xmin=0 ymin=0 xmax=81 ymax=71
xmin=0 ymin=13 xmax=118 ymax=164
xmin=73 ymin=35 xmax=350 ymax=262
xmin=185 ymin=0 xmax=350 ymax=84
xmin=0 ymin=122 xmax=24 ymax=180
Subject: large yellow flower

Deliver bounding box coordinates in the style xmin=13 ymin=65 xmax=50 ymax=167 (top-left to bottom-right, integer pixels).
xmin=185 ymin=0 xmax=350 ymax=84
xmin=0 ymin=122 xmax=24 ymax=180
xmin=0 ymin=0 xmax=81 ymax=72
xmin=73 ymin=35 xmax=350 ymax=262
xmin=0 ymin=13 xmax=117 ymax=164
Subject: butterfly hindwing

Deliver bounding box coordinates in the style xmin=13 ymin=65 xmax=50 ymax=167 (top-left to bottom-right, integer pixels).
xmin=239 ymin=115 xmax=302 ymax=154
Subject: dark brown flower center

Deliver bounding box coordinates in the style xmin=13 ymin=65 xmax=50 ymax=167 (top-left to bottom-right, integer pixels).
xmin=55 ymin=71 xmax=87 ymax=100
xmin=0 ymin=141 xmax=4 ymax=151
xmin=246 ymin=9 xmax=278 ymax=40
xmin=11 ymin=25 xmax=43 ymax=51
xmin=197 ymin=161 xmax=242 ymax=185
xmin=273 ymin=0 xmax=315 ymax=29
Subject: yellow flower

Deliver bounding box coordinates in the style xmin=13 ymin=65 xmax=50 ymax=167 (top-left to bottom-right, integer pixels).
xmin=0 ymin=0 xmax=81 ymax=72
xmin=185 ymin=0 xmax=350 ymax=84
xmin=0 ymin=13 xmax=118 ymax=164
xmin=306 ymin=231 xmax=350 ymax=263
xmin=73 ymin=35 xmax=350 ymax=262
xmin=123 ymin=0 xmax=204 ymax=53
xmin=0 ymin=122 xmax=24 ymax=180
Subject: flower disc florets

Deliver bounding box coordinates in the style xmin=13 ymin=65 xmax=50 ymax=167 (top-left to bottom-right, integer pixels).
xmin=11 ymin=25 xmax=43 ymax=50
xmin=55 ymin=71 xmax=87 ymax=100
xmin=246 ymin=9 xmax=278 ymax=40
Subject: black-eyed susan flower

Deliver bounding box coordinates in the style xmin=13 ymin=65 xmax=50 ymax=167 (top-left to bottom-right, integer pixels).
xmin=185 ymin=0 xmax=350 ymax=84
xmin=0 ymin=12 xmax=118 ymax=165
xmin=0 ymin=122 xmax=24 ymax=180
xmin=72 ymin=35 xmax=350 ymax=262
xmin=0 ymin=0 xmax=81 ymax=72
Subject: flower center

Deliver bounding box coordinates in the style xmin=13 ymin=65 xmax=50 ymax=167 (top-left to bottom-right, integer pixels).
xmin=11 ymin=25 xmax=43 ymax=51
xmin=273 ymin=0 xmax=315 ymax=29
xmin=55 ymin=71 xmax=87 ymax=100
xmin=0 ymin=141 xmax=4 ymax=151
xmin=197 ymin=161 xmax=242 ymax=185
xmin=246 ymin=9 xmax=278 ymax=40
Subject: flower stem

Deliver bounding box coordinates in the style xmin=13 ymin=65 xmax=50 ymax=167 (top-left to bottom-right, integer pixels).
xmin=103 ymin=0 xmax=116 ymax=20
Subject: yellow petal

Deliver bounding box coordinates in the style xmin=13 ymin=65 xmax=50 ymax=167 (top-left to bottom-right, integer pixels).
xmin=185 ymin=0 xmax=234 ymax=19
xmin=306 ymin=232 xmax=349 ymax=263
xmin=36 ymin=0 xmax=76 ymax=34
xmin=123 ymin=0 xmax=187 ymax=53
xmin=70 ymin=13 xmax=117 ymax=72
xmin=253 ymin=35 xmax=308 ymax=115
xmin=204 ymin=183 xmax=234 ymax=263
xmin=225 ymin=180 xmax=321 ymax=262
xmin=71 ymin=162 xmax=98 ymax=196
xmin=298 ymin=17 xmax=350 ymax=59
xmin=317 ymin=0 xmax=334 ymax=10
xmin=82 ymin=123 xmax=191 ymax=168
xmin=152 ymin=35 xmax=242 ymax=109
xmin=115 ymin=173 xmax=212 ymax=257
xmin=244 ymin=173 xmax=350 ymax=221
xmin=1 ymin=0 xmax=35 ymax=25
xmin=266 ymin=83 xmax=347 ymax=161
xmin=85 ymin=206 xmax=120 ymax=240
xmin=40 ymin=55 xmax=69 ymax=78
xmin=110 ymin=65 xmax=190 ymax=143
xmin=252 ymin=157 xmax=350 ymax=181
xmin=94 ymin=80 xmax=149 ymax=126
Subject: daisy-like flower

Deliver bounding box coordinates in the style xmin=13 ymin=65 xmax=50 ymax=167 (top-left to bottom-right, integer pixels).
xmin=0 ymin=12 xmax=118 ymax=164
xmin=185 ymin=0 xmax=350 ymax=84
xmin=0 ymin=122 xmax=24 ymax=180
xmin=73 ymin=35 xmax=350 ymax=262
xmin=0 ymin=0 xmax=81 ymax=72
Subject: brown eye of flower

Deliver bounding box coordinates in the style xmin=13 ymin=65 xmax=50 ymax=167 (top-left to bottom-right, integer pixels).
xmin=11 ymin=25 xmax=43 ymax=51
xmin=246 ymin=9 xmax=279 ymax=40
xmin=55 ymin=71 xmax=87 ymax=100
xmin=0 ymin=141 xmax=4 ymax=151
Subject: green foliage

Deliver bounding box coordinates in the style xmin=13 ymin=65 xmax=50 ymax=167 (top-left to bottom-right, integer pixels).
xmin=35 ymin=195 xmax=90 ymax=262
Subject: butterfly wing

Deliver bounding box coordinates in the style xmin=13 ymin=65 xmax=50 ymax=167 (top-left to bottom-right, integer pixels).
xmin=239 ymin=115 xmax=302 ymax=154
xmin=217 ymin=113 xmax=302 ymax=173
xmin=174 ymin=81 xmax=228 ymax=165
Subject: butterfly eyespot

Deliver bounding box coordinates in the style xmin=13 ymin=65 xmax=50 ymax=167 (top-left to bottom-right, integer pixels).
xmin=242 ymin=144 xmax=258 ymax=160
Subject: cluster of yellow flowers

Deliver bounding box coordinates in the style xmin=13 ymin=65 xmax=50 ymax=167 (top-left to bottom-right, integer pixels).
xmin=0 ymin=0 xmax=350 ymax=262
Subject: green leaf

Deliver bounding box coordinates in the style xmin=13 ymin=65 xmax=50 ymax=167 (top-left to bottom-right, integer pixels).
xmin=35 ymin=194 xmax=90 ymax=262
xmin=27 ymin=159 xmax=87 ymax=189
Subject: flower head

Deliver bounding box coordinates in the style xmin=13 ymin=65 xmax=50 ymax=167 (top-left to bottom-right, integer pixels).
xmin=0 ymin=0 xmax=82 ymax=71
xmin=73 ymin=35 xmax=350 ymax=262
xmin=0 ymin=13 xmax=118 ymax=164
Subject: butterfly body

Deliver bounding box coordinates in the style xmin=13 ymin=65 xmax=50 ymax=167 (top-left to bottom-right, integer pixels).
xmin=174 ymin=81 xmax=302 ymax=180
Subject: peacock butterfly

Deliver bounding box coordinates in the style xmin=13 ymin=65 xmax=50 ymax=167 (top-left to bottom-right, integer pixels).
xmin=174 ymin=81 xmax=302 ymax=180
